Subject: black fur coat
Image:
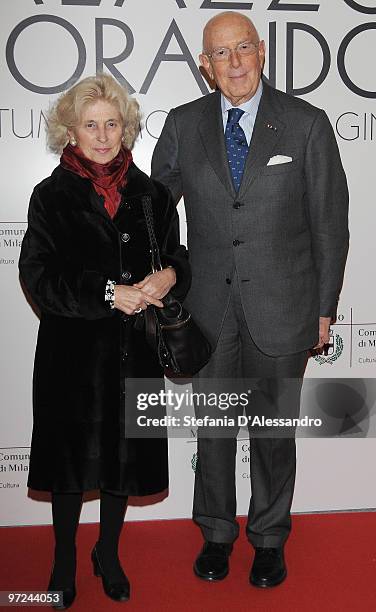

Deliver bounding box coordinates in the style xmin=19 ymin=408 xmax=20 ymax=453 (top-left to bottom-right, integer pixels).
xmin=19 ymin=162 xmax=190 ymax=494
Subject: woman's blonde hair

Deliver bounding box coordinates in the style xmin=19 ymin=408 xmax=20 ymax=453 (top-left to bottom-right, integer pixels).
xmin=47 ymin=73 xmax=140 ymax=154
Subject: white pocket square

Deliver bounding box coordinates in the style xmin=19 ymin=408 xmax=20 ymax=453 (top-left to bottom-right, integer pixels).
xmin=267 ymin=155 xmax=293 ymax=166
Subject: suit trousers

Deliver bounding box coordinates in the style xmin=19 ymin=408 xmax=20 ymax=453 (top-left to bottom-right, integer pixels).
xmin=192 ymin=275 xmax=308 ymax=547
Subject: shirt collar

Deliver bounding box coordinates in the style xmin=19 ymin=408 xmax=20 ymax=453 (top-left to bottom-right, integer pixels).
xmin=221 ymin=79 xmax=263 ymax=120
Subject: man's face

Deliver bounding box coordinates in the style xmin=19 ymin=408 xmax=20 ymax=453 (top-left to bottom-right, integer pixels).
xmin=200 ymin=15 xmax=265 ymax=106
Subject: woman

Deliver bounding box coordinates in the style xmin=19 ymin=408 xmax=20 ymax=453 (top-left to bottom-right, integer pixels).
xmin=19 ymin=74 xmax=190 ymax=609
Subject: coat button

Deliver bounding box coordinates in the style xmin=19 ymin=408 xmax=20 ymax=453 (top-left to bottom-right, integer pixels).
xmin=233 ymin=239 xmax=240 ymax=246
xmin=121 ymin=233 xmax=130 ymax=243
xmin=233 ymin=202 xmax=241 ymax=209
xmin=226 ymin=278 xmax=232 ymax=284
xmin=122 ymin=271 xmax=132 ymax=281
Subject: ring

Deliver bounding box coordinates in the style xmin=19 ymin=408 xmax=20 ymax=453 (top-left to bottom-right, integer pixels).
xmin=134 ymin=307 xmax=142 ymax=313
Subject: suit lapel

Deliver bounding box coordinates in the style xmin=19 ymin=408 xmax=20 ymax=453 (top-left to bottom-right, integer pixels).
xmin=197 ymin=85 xmax=287 ymax=200
xmin=198 ymin=92 xmax=236 ymax=198
xmin=238 ymin=83 xmax=286 ymax=198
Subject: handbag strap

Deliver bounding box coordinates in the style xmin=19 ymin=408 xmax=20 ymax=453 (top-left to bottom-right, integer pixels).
xmin=142 ymin=196 xmax=162 ymax=273
xmin=141 ymin=195 xmax=164 ymax=355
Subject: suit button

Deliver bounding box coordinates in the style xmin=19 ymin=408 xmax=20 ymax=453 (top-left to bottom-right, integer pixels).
xmin=226 ymin=278 xmax=232 ymax=285
xmin=122 ymin=271 xmax=132 ymax=281
xmin=233 ymin=202 xmax=241 ymax=209
xmin=121 ymin=233 xmax=130 ymax=243
xmin=233 ymin=239 xmax=240 ymax=246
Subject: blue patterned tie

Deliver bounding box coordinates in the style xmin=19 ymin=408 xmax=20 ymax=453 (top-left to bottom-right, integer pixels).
xmin=225 ymin=108 xmax=249 ymax=192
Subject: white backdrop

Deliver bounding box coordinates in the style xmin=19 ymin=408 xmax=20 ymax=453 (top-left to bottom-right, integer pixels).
xmin=0 ymin=0 xmax=375 ymax=526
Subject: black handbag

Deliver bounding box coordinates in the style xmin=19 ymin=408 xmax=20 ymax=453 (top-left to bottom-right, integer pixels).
xmin=141 ymin=196 xmax=211 ymax=375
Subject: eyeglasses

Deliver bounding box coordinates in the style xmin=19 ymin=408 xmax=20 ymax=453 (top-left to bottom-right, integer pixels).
xmin=205 ymin=41 xmax=260 ymax=62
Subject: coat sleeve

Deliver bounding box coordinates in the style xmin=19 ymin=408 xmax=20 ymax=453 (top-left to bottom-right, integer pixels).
xmin=151 ymin=110 xmax=183 ymax=205
xmin=304 ymin=109 xmax=349 ymax=321
xmin=19 ymin=187 xmax=115 ymax=320
xmin=157 ymin=186 xmax=191 ymax=302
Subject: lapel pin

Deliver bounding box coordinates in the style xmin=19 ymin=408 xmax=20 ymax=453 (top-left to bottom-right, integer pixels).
xmin=266 ymin=123 xmax=278 ymax=131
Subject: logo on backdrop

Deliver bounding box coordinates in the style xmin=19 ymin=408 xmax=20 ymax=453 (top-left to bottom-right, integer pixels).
xmin=314 ymin=330 xmax=344 ymax=365
xmin=29 ymin=0 xmax=376 ymax=13
xmin=0 ymin=224 xmax=26 ymax=265
xmin=4 ymin=1 xmax=376 ymax=98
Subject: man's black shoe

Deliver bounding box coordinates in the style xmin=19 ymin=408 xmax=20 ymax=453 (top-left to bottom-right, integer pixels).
xmin=249 ymin=547 xmax=287 ymax=587
xmin=193 ymin=541 xmax=233 ymax=581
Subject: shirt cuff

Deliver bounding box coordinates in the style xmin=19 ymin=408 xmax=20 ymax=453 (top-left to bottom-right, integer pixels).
xmin=105 ymin=279 xmax=116 ymax=309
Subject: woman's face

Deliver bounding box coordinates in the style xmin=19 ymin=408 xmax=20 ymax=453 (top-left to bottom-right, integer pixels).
xmin=69 ymin=99 xmax=124 ymax=164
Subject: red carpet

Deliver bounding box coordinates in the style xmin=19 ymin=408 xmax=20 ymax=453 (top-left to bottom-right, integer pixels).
xmin=1 ymin=513 xmax=376 ymax=611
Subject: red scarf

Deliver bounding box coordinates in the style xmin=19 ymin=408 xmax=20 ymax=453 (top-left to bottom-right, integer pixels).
xmin=60 ymin=144 xmax=133 ymax=219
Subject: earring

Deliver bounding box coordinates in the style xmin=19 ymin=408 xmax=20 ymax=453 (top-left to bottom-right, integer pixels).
xmin=70 ymin=137 xmax=77 ymax=146
xmin=121 ymin=136 xmax=125 ymax=143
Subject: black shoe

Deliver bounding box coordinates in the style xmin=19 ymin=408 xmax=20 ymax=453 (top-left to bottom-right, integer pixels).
xmin=249 ymin=547 xmax=287 ymax=587
xmin=91 ymin=544 xmax=130 ymax=602
xmin=48 ymin=571 xmax=76 ymax=610
xmin=193 ymin=541 xmax=232 ymax=581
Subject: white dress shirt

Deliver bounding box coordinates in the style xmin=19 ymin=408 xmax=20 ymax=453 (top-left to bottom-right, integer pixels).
xmin=221 ymin=80 xmax=263 ymax=145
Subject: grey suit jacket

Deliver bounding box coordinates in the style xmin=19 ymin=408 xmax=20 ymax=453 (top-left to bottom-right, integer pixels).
xmin=151 ymin=81 xmax=349 ymax=356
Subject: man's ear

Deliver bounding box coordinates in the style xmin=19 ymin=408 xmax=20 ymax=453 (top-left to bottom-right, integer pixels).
xmin=199 ymin=53 xmax=213 ymax=81
xmin=258 ymin=40 xmax=266 ymax=70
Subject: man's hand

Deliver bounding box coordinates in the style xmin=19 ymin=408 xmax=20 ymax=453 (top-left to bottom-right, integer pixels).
xmin=114 ymin=285 xmax=163 ymax=315
xmin=133 ymin=268 xmax=176 ymax=300
xmin=313 ymin=316 xmax=331 ymax=350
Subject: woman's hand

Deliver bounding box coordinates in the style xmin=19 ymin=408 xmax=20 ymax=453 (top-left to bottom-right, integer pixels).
xmin=133 ymin=268 xmax=176 ymax=300
xmin=114 ymin=285 xmax=163 ymax=315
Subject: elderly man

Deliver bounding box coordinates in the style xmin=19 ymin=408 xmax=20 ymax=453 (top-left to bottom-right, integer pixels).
xmin=152 ymin=11 xmax=348 ymax=586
